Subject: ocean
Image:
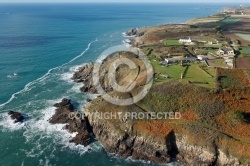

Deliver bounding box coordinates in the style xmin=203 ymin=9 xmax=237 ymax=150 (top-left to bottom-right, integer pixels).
xmin=0 ymin=3 xmax=241 ymax=166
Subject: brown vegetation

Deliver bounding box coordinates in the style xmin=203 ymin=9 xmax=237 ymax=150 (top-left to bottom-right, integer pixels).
xmin=236 ymin=57 xmax=250 ymax=69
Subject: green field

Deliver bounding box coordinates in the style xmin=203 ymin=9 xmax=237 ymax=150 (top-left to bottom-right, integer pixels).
xmin=221 ymin=17 xmax=242 ymax=24
xmin=150 ymin=60 xmax=185 ymax=80
xmin=195 ymin=49 xmax=217 ymax=55
xmin=240 ymin=47 xmax=250 ymax=56
xmin=164 ymin=40 xmax=182 ymax=46
xmin=150 ymin=60 xmax=215 ymax=88
xmin=184 ymin=64 xmax=215 ymax=88
xmin=236 ymin=33 xmax=250 ymax=42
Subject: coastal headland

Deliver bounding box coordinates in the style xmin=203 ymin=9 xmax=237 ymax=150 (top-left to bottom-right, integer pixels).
xmin=49 ymin=6 xmax=250 ymax=165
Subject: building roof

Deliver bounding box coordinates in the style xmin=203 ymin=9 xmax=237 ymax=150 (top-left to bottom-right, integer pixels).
xmin=221 ymin=48 xmax=233 ymax=52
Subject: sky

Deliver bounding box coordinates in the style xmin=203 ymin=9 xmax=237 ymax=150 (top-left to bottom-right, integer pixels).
xmin=0 ymin=0 xmax=250 ymax=3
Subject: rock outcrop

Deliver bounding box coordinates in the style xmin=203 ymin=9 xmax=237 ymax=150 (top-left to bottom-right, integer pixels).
xmin=125 ymin=28 xmax=138 ymax=36
xmin=49 ymin=98 xmax=92 ymax=146
xmin=71 ymin=51 xmax=149 ymax=95
xmin=8 ymin=111 xmax=24 ymax=123
xmin=72 ymin=63 xmax=98 ymax=93
xmin=125 ymin=28 xmax=145 ymax=37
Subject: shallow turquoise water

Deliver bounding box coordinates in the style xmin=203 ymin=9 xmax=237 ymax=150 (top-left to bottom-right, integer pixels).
xmin=0 ymin=3 xmax=241 ymax=166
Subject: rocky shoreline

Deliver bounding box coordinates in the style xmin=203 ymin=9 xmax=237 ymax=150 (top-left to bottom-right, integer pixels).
xmin=49 ymin=98 xmax=92 ymax=146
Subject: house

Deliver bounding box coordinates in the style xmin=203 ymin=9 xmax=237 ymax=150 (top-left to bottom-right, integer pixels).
xmin=164 ymin=58 xmax=178 ymax=64
xmin=197 ymin=55 xmax=216 ymax=61
xmin=160 ymin=61 xmax=168 ymax=66
xmin=179 ymin=37 xmax=192 ymax=44
xmin=217 ymin=47 xmax=235 ymax=57
xmin=164 ymin=55 xmax=196 ymax=64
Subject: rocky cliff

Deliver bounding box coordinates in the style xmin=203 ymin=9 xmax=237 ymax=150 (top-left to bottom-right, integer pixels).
xmin=84 ymin=96 xmax=241 ymax=166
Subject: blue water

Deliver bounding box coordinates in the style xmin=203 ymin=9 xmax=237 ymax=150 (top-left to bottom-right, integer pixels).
xmin=0 ymin=3 xmax=243 ymax=166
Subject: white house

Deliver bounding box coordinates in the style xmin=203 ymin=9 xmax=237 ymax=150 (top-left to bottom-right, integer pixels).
xmin=179 ymin=37 xmax=192 ymax=44
xmin=197 ymin=55 xmax=216 ymax=61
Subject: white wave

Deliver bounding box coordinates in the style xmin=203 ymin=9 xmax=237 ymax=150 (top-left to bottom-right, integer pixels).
xmin=60 ymin=72 xmax=74 ymax=83
xmin=122 ymin=39 xmax=132 ymax=48
xmin=68 ymin=38 xmax=98 ymax=63
xmin=60 ymin=63 xmax=88 ymax=83
xmin=22 ymin=106 xmax=91 ymax=156
xmin=45 ymin=98 xmax=63 ymax=106
xmin=0 ymin=112 xmax=27 ymax=131
xmin=7 ymin=73 xmax=18 ymax=78
xmin=68 ymin=83 xmax=82 ymax=93
xmin=122 ymin=32 xmax=136 ymax=38
xmin=38 ymin=157 xmax=51 ymax=166
xmin=69 ymin=63 xmax=86 ymax=72
xmin=0 ymin=38 xmax=98 ymax=109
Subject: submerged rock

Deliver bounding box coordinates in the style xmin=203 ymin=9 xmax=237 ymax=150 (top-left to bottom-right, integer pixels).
xmin=8 ymin=111 xmax=24 ymax=123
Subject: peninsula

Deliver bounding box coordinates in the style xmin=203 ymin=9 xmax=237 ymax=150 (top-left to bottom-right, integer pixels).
xmin=51 ymin=6 xmax=250 ymax=165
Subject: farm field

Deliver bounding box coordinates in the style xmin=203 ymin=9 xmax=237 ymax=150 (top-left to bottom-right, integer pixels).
xmin=236 ymin=57 xmax=250 ymax=69
xmin=236 ymin=33 xmax=250 ymax=42
xmin=150 ymin=60 xmax=185 ymax=81
xmin=151 ymin=60 xmax=215 ymax=88
xmin=207 ymin=59 xmax=230 ymax=68
xmin=164 ymin=39 xmax=182 ymax=46
xmin=239 ymin=47 xmax=250 ymax=56
xmin=221 ymin=17 xmax=242 ymax=24
xmin=184 ymin=64 xmax=215 ymax=88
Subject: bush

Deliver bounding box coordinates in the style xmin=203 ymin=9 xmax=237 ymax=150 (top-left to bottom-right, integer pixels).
xmin=195 ymin=101 xmax=224 ymax=118
xmin=230 ymin=110 xmax=245 ymax=123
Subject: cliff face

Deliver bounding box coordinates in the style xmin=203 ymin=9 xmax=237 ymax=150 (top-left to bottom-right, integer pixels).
xmin=85 ymin=104 xmax=240 ymax=165
xmin=85 ymin=106 xmax=172 ymax=163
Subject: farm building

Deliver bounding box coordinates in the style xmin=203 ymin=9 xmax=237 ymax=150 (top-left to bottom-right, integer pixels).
xmin=217 ymin=47 xmax=235 ymax=57
xmin=164 ymin=56 xmax=196 ymax=64
xmin=197 ymin=55 xmax=216 ymax=61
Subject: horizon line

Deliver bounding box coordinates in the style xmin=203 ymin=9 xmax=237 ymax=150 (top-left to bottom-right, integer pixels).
xmin=1 ymin=2 xmax=250 ymax=4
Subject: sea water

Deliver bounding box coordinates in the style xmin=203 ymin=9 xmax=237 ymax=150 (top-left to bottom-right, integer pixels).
xmin=0 ymin=3 xmax=241 ymax=166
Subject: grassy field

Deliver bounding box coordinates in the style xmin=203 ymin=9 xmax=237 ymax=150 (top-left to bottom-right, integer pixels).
xmin=221 ymin=17 xmax=242 ymax=24
xmin=164 ymin=40 xmax=182 ymax=46
xmin=150 ymin=60 xmax=215 ymax=88
xmin=184 ymin=64 xmax=215 ymax=88
xmin=240 ymin=47 xmax=250 ymax=56
xmin=187 ymin=17 xmax=224 ymax=24
xmin=195 ymin=48 xmax=217 ymax=55
xmin=236 ymin=33 xmax=250 ymax=42
xmin=150 ymin=60 xmax=185 ymax=81
xmin=207 ymin=59 xmax=229 ymax=68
